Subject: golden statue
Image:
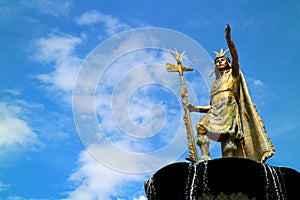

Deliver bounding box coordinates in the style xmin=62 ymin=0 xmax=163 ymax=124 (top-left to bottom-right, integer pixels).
xmin=166 ymin=24 xmax=275 ymax=163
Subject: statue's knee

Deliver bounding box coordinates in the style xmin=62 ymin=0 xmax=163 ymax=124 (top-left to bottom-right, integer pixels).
xmin=197 ymin=134 xmax=210 ymax=146
xmin=196 ymin=124 xmax=206 ymax=135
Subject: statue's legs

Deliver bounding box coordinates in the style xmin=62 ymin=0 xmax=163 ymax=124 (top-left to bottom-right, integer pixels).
xmin=196 ymin=124 xmax=211 ymax=161
xmin=222 ymin=133 xmax=237 ymax=157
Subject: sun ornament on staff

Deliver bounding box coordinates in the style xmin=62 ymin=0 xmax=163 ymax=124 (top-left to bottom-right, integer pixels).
xmin=166 ymin=24 xmax=275 ymax=163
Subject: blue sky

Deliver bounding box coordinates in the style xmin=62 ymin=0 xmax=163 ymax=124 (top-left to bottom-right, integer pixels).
xmin=1 ymin=0 xmax=300 ymax=199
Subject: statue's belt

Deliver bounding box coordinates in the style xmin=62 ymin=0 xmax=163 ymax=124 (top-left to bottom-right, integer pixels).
xmin=210 ymin=91 xmax=236 ymax=104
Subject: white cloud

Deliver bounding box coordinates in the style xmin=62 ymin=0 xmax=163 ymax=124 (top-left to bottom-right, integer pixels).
xmin=67 ymin=32 xmax=198 ymax=199
xmin=33 ymin=34 xmax=82 ymax=95
xmin=75 ymin=10 xmax=131 ymax=35
xmin=25 ymin=0 xmax=73 ymax=17
xmin=2 ymin=89 xmax=21 ymax=96
xmin=245 ymin=76 xmax=266 ymax=106
xmin=47 ymin=26 xmax=213 ymax=199
xmin=0 ymin=181 xmax=11 ymax=191
xmin=132 ymin=196 xmax=147 ymax=200
xmin=71 ymin=28 xmax=213 ymax=175
xmin=247 ymin=77 xmax=265 ymax=87
xmin=66 ymin=150 xmax=147 ymax=200
xmin=0 ymin=0 xmax=73 ymax=24
xmin=7 ymin=195 xmax=56 ymax=200
xmin=253 ymin=79 xmax=264 ymax=86
xmin=74 ymin=51 xmax=187 ymax=170
xmin=0 ymin=102 xmax=40 ymax=154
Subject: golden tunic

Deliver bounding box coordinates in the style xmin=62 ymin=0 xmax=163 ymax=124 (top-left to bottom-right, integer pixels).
xmin=198 ymin=68 xmax=274 ymax=162
xmin=199 ymin=68 xmax=243 ymax=142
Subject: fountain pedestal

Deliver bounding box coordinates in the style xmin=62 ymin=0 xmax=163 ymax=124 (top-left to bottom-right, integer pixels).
xmin=144 ymin=157 xmax=300 ymax=200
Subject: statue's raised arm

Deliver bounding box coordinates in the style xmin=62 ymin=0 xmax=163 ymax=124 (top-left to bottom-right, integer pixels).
xmin=225 ymin=24 xmax=239 ymax=76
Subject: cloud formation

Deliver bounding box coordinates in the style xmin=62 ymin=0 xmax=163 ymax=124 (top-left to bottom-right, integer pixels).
xmin=0 ymin=102 xmax=40 ymax=154
xmin=0 ymin=181 xmax=11 ymax=192
xmin=30 ymin=10 xmax=213 ymax=199
xmin=0 ymin=0 xmax=73 ymax=24
xmin=33 ymin=34 xmax=82 ymax=96
xmin=75 ymin=10 xmax=131 ymax=35
xmin=31 ymin=0 xmax=73 ymax=17
xmin=66 ymin=150 xmax=146 ymax=200
xmin=68 ymin=25 xmax=214 ymax=198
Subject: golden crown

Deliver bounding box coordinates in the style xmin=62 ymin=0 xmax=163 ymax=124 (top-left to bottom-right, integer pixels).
xmin=213 ymin=48 xmax=229 ymax=59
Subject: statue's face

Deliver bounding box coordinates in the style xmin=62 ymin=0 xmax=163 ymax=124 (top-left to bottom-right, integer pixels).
xmin=215 ymin=56 xmax=228 ymax=70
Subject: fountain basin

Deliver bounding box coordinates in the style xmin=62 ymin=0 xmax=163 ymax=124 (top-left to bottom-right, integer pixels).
xmin=144 ymin=157 xmax=300 ymax=200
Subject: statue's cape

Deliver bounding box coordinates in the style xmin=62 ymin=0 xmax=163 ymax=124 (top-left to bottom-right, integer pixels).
xmin=235 ymin=71 xmax=275 ymax=163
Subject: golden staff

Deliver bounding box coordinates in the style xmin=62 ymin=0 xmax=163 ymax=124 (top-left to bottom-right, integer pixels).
xmin=166 ymin=49 xmax=198 ymax=162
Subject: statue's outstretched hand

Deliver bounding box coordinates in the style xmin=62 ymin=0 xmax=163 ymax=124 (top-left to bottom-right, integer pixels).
xmin=225 ymin=24 xmax=231 ymax=39
xmin=225 ymin=23 xmax=239 ymax=73
xmin=187 ymin=103 xmax=197 ymax=112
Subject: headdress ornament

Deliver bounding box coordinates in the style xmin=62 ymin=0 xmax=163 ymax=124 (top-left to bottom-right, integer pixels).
xmin=213 ymin=48 xmax=229 ymax=59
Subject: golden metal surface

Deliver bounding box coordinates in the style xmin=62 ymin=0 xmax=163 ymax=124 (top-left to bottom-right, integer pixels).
xmin=166 ymin=49 xmax=198 ymax=162
xmin=165 ymin=25 xmax=275 ymax=163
